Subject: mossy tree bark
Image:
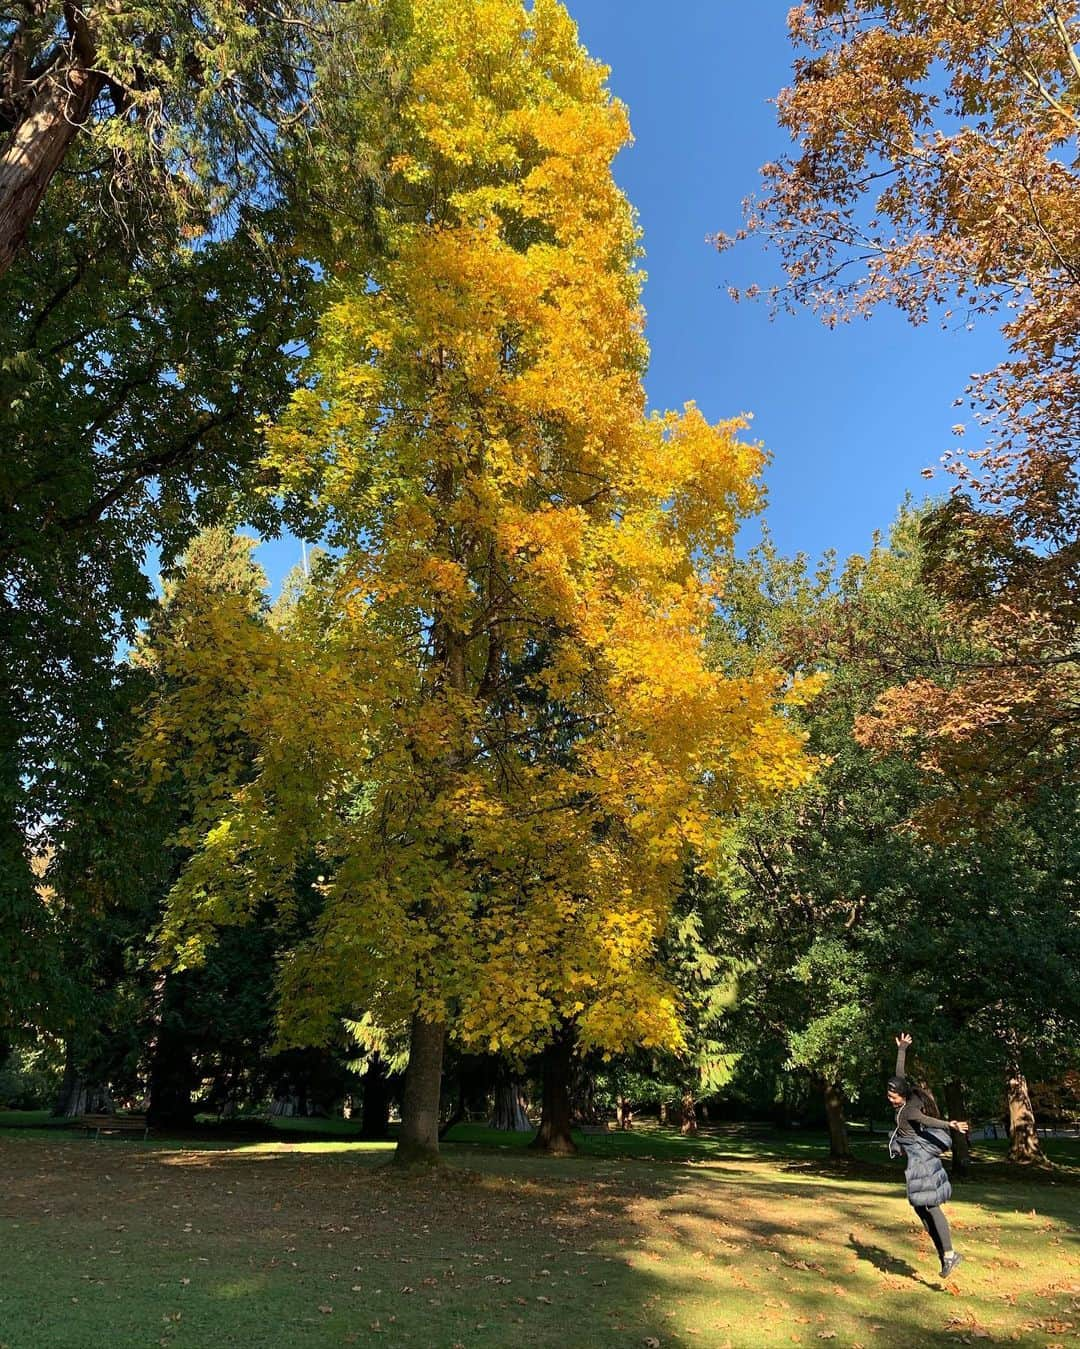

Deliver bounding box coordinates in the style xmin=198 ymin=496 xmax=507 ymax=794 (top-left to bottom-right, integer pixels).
xmin=394 ymin=1017 xmax=446 ymax=1166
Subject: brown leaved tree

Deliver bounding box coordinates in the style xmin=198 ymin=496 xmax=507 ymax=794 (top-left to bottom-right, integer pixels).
xmin=726 ymin=1 xmax=1080 ymax=815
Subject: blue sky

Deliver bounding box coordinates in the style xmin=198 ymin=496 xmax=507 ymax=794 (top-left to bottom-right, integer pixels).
xmin=250 ymin=2 xmax=1003 ymax=595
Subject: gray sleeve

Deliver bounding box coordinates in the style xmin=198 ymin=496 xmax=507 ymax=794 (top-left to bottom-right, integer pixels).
xmin=905 ymin=1103 xmax=951 ymax=1131
xmin=895 ymin=1044 xmax=907 ymax=1077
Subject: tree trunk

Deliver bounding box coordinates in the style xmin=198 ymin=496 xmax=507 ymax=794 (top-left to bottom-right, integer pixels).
xmin=360 ymin=1053 xmax=392 ymax=1140
xmin=1005 ymin=1058 xmax=1045 ymax=1164
xmin=569 ymin=1062 xmax=600 ymax=1125
xmin=394 ymin=1017 xmax=445 ymax=1166
xmin=52 ymin=1044 xmax=86 ymax=1117
xmin=147 ymin=977 xmax=198 ymax=1129
xmin=51 ymin=1044 xmax=113 ymax=1117
xmin=490 ymin=1080 xmax=531 ymax=1131
xmin=945 ymin=1079 xmax=971 ymax=1176
xmin=679 ymin=1090 xmax=698 ymax=1135
xmin=147 ymin=1045 xmax=197 ymax=1128
xmin=0 ymin=62 xmax=105 ymax=280
xmin=52 ymin=1044 xmax=82 ymax=1117
xmin=530 ymin=1030 xmax=577 ymax=1155
xmin=821 ymin=1078 xmax=851 ymax=1159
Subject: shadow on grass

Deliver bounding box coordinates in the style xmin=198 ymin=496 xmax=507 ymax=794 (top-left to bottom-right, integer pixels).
xmin=2 ymin=1123 xmax=1079 ymax=1349
xmin=847 ymin=1233 xmax=924 ymax=1284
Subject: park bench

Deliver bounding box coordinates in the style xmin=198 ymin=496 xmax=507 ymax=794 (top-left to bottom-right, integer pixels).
xmin=77 ymin=1113 xmax=149 ymax=1141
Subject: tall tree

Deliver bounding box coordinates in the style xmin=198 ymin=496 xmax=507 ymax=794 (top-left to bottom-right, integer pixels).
xmin=40 ymin=529 xmax=283 ymax=1123
xmin=141 ymin=0 xmax=818 ymax=1166
xmin=710 ymin=514 xmax=1080 ymax=1162
xmin=0 ymin=0 xmax=405 ymax=1033
xmin=727 ymin=1 xmax=1080 ymax=810
xmin=0 ymin=214 xmax=309 ymax=1036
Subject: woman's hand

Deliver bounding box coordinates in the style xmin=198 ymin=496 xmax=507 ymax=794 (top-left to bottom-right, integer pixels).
xmin=949 ymin=1120 xmax=970 ymax=1134
xmin=895 ymin=1031 xmax=913 ymax=1048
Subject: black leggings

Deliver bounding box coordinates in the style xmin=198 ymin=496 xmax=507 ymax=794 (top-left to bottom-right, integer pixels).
xmin=913 ymin=1204 xmax=952 ymax=1260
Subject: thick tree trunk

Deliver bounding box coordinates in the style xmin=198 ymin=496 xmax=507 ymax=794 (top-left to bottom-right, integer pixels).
xmin=147 ymin=1047 xmax=197 ymax=1128
xmin=945 ymin=1079 xmax=971 ymax=1176
xmin=1005 ymin=1059 xmax=1045 ymax=1164
xmin=52 ymin=1045 xmax=82 ymax=1117
xmin=51 ymin=1044 xmax=113 ymax=1117
xmin=530 ymin=1030 xmax=577 ymax=1155
xmin=394 ymin=1017 xmax=445 ymax=1166
xmin=490 ymin=1080 xmax=531 ymax=1131
xmin=52 ymin=1044 xmax=86 ymax=1116
xmin=679 ymin=1090 xmax=698 ymax=1135
xmin=821 ymin=1078 xmax=851 ymax=1159
xmin=360 ymin=1053 xmax=392 ymax=1140
xmin=0 ymin=62 xmax=104 ymax=280
xmin=147 ymin=977 xmax=198 ymax=1129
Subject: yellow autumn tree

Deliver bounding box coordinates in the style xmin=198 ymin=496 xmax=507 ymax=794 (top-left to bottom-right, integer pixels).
xmin=141 ymin=0 xmax=819 ymax=1164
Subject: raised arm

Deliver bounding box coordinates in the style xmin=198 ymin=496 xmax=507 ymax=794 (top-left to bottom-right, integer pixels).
xmin=894 ymin=1033 xmax=970 ymax=1133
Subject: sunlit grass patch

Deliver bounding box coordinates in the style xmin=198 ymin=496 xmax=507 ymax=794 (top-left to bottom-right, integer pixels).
xmin=1 ymin=1127 xmax=1077 ymax=1347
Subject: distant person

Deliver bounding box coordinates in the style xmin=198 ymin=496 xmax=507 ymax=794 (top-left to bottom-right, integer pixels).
xmin=886 ymin=1032 xmax=970 ymax=1280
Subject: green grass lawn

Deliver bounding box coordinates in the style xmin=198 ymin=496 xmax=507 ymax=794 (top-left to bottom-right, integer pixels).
xmin=1 ymin=1119 xmax=1077 ymax=1348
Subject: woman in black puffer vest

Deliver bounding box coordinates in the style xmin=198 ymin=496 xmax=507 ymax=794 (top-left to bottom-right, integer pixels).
xmin=887 ymin=1032 xmax=970 ymax=1280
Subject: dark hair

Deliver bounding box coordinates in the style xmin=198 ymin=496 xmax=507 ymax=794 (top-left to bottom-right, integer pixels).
xmin=910 ymin=1083 xmax=941 ymax=1117
xmin=888 ymin=1077 xmax=941 ymax=1117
